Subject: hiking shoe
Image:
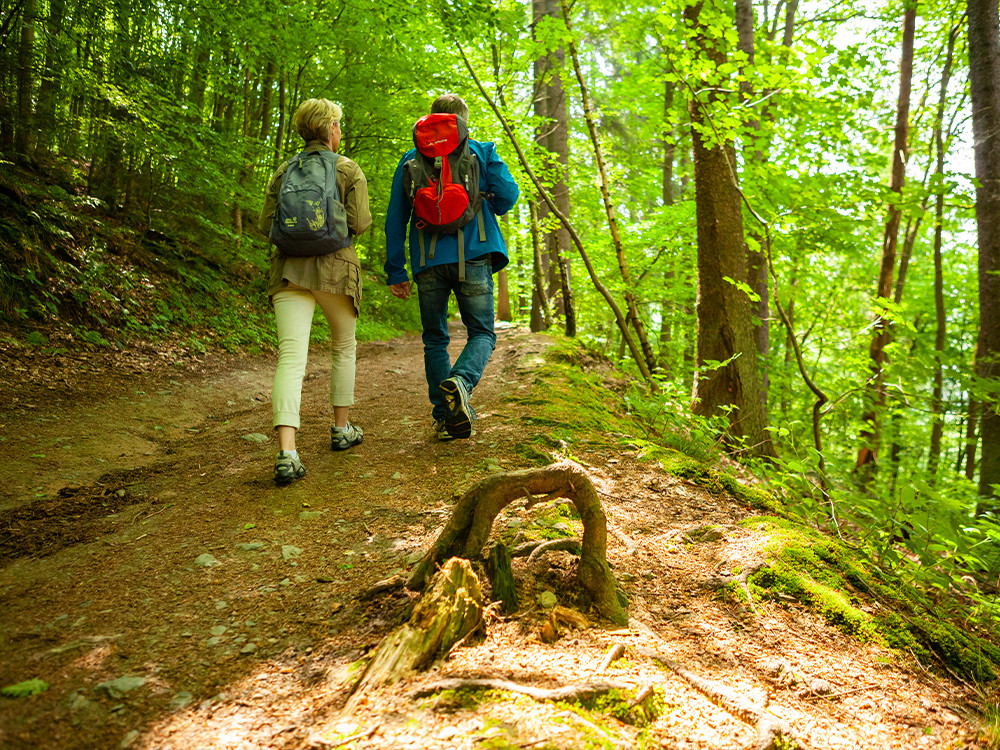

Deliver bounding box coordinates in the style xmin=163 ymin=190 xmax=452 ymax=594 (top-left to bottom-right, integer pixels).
xmin=439 ymin=376 xmax=475 ymax=439
xmin=433 ymin=418 xmax=455 ymax=441
xmin=274 ymin=451 xmax=306 ymax=485
xmin=331 ymin=422 xmax=364 ymax=451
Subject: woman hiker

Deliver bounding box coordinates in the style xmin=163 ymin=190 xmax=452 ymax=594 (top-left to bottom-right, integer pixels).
xmin=257 ymin=97 xmax=372 ymax=484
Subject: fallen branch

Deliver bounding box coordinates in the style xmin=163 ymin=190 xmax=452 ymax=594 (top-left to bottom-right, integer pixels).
xmin=412 ymin=677 xmax=630 ymax=703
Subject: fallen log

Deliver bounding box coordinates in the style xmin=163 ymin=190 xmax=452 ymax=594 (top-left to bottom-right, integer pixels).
xmin=406 ymin=460 xmax=627 ymax=625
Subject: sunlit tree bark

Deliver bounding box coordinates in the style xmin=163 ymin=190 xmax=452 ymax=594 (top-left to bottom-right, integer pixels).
xmin=968 ymin=0 xmax=1000 ymax=507
xmin=686 ymin=0 xmax=774 ymax=458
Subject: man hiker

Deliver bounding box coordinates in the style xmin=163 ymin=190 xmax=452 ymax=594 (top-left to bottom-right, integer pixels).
xmin=384 ymin=93 xmax=519 ymax=440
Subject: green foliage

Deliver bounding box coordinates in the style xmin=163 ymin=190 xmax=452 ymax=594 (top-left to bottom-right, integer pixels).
xmin=1 ymin=679 xmax=49 ymax=698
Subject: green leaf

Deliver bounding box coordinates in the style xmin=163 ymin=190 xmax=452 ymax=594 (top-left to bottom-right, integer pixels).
xmin=2 ymin=679 xmax=49 ymax=698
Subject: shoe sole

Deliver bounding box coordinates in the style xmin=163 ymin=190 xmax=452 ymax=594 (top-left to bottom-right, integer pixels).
xmin=331 ymin=435 xmax=363 ymax=452
xmin=439 ymin=380 xmax=473 ymax=439
xmin=274 ymin=469 xmax=305 ymax=485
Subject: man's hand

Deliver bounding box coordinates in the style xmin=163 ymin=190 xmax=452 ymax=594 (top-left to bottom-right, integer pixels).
xmin=390 ymin=281 xmax=411 ymax=300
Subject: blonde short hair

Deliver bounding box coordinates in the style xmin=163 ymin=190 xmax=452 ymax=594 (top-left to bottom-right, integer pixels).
xmin=292 ymin=98 xmax=343 ymax=142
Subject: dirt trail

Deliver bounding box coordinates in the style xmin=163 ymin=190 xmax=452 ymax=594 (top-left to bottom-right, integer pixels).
xmin=0 ymin=327 xmax=989 ymax=750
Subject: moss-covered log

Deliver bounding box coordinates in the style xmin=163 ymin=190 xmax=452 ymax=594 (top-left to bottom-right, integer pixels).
xmin=406 ymin=459 xmax=626 ymax=625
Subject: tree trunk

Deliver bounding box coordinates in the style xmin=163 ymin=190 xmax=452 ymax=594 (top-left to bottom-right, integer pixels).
xmin=969 ymin=0 xmax=1000 ymax=506
xmin=928 ymin=25 xmax=959 ymax=477
xmin=529 ymin=199 xmax=552 ymax=331
xmin=735 ymin=0 xmax=771 ymax=420
xmin=966 ymin=387 xmax=980 ymax=481
xmin=658 ymin=81 xmax=677 ymax=374
xmin=686 ymin=0 xmax=775 ymax=458
xmin=14 ymin=0 xmax=37 ymax=159
xmin=856 ymin=4 xmax=916 ymax=475
xmin=531 ymin=0 xmax=554 ymax=331
xmin=33 ymin=0 xmax=67 ymax=160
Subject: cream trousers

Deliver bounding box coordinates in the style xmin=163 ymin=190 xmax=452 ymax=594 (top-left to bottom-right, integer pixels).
xmin=272 ymin=284 xmax=357 ymax=429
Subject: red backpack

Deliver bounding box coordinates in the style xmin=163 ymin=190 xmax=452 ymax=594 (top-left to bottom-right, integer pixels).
xmin=402 ymin=113 xmax=485 ymax=280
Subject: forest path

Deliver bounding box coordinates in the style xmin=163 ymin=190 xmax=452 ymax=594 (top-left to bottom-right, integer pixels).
xmin=0 ymin=327 xmax=987 ymax=750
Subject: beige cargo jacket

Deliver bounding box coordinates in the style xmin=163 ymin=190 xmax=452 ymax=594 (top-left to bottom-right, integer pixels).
xmin=258 ymin=141 xmax=372 ymax=315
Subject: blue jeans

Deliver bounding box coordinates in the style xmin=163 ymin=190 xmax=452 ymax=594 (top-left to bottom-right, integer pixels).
xmin=416 ymin=258 xmax=496 ymax=420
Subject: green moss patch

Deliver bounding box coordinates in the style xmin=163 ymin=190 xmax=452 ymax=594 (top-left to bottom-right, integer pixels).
xmin=743 ymin=517 xmax=1000 ymax=682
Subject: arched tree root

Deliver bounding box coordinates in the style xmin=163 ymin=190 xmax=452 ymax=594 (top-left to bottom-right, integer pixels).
xmin=406 ymin=459 xmax=627 ymax=625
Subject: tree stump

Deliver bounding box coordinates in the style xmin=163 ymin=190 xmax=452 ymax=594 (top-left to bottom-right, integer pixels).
xmin=485 ymin=542 xmax=518 ymax=614
xmin=406 ymin=459 xmax=627 ymax=625
xmin=348 ymin=558 xmax=483 ymax=708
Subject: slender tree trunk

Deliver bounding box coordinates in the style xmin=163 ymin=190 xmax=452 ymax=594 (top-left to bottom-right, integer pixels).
xmin=856 ymin=4 xmax=916 ymax=474
xmin=968 ymin=0 xmax=1000 ymax=507
xmin=531 ymin=0 xmax=553 ymax=332
xmin=686 ymin=0 xmax=774 ymax=458
xmin=966 ymin=387 xmax=980 ymax=481
xmin=528 ymin=0 xmax=576 ymax=336
xmin=735 ymin=0 xmax=771 ymax=419
xmin=14 ymin=0 xmax=37 ymax=159
xmin=497 ymin=269 xmax=512 ymax=322
xmin=658 ymin=80 xmax=677 ymax=374
xmin=561 ymin=0 xmax=656 ymax=372
xmin=529 ymin=200 xmax=551 ymax=330
xmin=928 ymin=25 xmax=959 ymax=477
xmin=33 ymin=0 xmax=67 ymax=159
xmin=273 ymin=68 xmax=286 ymax=170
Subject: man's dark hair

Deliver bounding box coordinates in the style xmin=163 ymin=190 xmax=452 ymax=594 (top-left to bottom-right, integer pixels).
xmin=431 ymin=93 xmax=470 ymax=122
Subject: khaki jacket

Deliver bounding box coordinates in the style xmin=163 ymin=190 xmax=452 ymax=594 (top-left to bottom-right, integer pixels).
xmin=258 ymin=141 xmax=372 ymax=314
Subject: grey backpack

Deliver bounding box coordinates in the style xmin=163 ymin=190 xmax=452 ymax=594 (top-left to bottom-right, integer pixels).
xmin=269 ymin=150 xmax=352 ymax=257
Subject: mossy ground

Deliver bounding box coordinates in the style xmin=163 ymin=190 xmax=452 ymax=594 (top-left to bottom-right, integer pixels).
xmin=740 ymin=517 xmax=1000 ymax=682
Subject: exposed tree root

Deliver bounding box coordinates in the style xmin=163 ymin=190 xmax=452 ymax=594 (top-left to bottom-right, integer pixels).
xmin=597 ymin=643 xmax=626 ymax=673
xmin=635 ymin=646 xmax=808 ymax=750
xmin=511 ymin=538 xmax=581 ymax=559
xmin=527 ymin=537 xmax=583 ymax=564
xmin=411 ymin=677 xmax=630 ymax=703
xmin=406 ymin=460 xmax=627 ymax=624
